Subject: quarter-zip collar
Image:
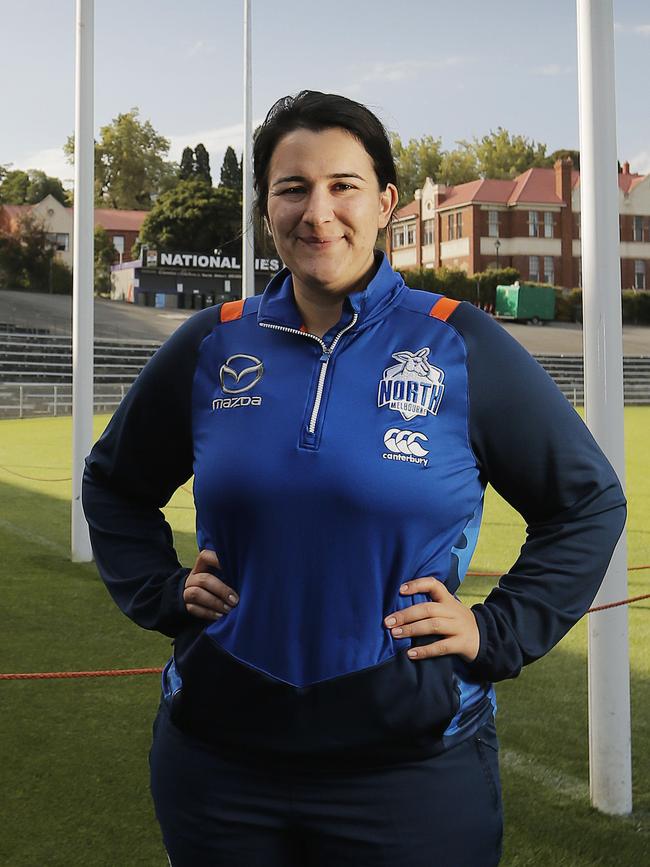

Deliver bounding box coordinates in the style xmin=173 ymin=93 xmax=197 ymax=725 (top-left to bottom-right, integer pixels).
xmin=257 ymin=251 xmax=406 ymax=334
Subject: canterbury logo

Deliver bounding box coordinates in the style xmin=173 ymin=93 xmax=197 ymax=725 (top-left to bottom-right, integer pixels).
xmin=382 ymin=429 xmax=429 ymax=467
xmin=384 ymin=429 xmax=429 ymax=456
xmin=219 ymin=354 xmax=264 ymax=394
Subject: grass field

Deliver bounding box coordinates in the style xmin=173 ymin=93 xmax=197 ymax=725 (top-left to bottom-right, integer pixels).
xmin=1 ymin=409 xmax=648 ymax=866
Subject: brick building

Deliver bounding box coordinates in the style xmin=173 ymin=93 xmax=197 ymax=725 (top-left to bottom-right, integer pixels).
xmin=388 ymin=159 xmax=650 ymax=290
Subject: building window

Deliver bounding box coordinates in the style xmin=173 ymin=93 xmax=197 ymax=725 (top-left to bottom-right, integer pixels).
xmin=423 ymin=219 xmax=435 ymax=246
xmin=392 ymin=226 xmax=405 ymax=248
xmin=633 ymin=216 xmax=644 ymax=242
xmin=543 ymin=256 xmax=555 ymax=285
xmin=635 ymin=260 xmax=646 ymax=290
xmin=447 ymin=213 xmax=455 ymax=240
xmin=456 ymin=212 xmax=463 ymax=238
xmin=529 ymin=255 xmax=540 ymax=282
xmin=488 ymin=210 xmax=499 ymax=238
xmin=528 ymin=211 xmax=540 ymax=237
xmin=46 ymin=232 xmax=69 ymax=251
xmin=544 ymin=212 xmax=554 ymax=239
xmin=406 ymin=223 xmax=416 ymax=246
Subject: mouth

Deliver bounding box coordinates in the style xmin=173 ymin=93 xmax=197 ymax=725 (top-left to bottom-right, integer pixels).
xmin=298 ymin=236 xmax=343 ymax=248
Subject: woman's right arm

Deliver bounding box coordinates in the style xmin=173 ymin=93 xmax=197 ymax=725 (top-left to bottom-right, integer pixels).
xmin=82 ymin=305 xmax=223 ymax=637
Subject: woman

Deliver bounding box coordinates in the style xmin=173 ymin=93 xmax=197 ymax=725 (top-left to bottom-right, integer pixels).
xmin=82 ymin=91 xmax=626 ymax=866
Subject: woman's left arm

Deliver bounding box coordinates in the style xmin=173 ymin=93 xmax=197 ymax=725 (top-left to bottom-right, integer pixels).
xmin=461 ymin=303 xmax=626 ymax=682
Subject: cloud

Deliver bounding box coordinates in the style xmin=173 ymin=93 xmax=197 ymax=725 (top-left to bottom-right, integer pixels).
xmin=531 ymin=64 xmax=572 ymax=76
xmin=614 ymin=21 xmax=650 ymax=36
xmin=9 ymin=122 xmax=261 ymax=190
xmin=630 ymin=150 xmax=650 ymax=175
xmin=344 ymin=56 xmax=469 ymax=90
xmin=186 ymin=39 xmax=217 ymax=58
xmin=167 ymin=120 xmax=264 ymax=167
xmin=10 ymin=147 xmax=74 ymax=187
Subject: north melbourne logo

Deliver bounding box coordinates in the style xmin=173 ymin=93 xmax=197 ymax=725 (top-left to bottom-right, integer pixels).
xmin=382 ymin=428 xmax=429 ymax=467
xmin=377 ymin=348 xmax=445 ymax=421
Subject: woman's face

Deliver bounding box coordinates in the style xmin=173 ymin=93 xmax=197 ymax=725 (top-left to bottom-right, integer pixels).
xmin=265 ymin=127 xmax=398 ymax=299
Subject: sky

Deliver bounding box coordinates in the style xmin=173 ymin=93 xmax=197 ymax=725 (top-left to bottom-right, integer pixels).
xmin=1 ymin=0 xmax=649 ymax=189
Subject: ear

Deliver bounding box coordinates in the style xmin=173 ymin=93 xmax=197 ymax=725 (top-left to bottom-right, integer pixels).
xmin=263 ymin=216 xmax=272 ymax=235
xmin=378 ymin=183 xmax=400 ymax=230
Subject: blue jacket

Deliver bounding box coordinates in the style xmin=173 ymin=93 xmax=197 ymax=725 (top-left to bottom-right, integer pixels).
xmin=82 ymin=252 xmax=626 ymax=766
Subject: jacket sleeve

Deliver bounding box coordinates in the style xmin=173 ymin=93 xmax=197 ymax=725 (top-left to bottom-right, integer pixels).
xmin=82 ymin=305 xmax=221 ymax=637
xmin=449 ymin=302 xmax=627 ymax=682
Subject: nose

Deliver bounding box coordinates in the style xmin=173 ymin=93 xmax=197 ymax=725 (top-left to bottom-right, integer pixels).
xmin=301 ymin=186 xmax=334 ymax=227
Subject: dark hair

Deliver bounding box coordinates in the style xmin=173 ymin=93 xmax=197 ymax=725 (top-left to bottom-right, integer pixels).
xmin=253 ymin=90 xmax=398 ymax=220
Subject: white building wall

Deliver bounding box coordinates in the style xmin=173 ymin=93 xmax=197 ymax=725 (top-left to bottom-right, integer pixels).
xmin=480 ymin=237 xmax=561 ymax=257
xmin=391 ymin=248 xmax=418 ymax=269
xmin=30 ymin=195 xmax=74 ymax=269
xmin=440 ymin=238 xmax=470 ymax=259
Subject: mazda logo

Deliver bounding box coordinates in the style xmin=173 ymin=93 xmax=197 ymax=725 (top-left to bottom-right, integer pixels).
xmin=219 ymin=354 xmax=264 ymax=394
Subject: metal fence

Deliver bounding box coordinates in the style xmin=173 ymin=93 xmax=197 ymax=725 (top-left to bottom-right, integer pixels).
xmin=2 ymin=357 xmax=650 ymax=419
xmin=0 ymin=383 xmax=130 ymax=419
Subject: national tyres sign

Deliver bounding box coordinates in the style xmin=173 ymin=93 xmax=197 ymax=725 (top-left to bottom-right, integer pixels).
xmin=143 ymin=248 xmax=281 ymax=273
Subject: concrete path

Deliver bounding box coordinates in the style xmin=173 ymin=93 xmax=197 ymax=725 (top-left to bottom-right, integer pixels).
xmin=1 ymin=289 xmax=649 ymax=355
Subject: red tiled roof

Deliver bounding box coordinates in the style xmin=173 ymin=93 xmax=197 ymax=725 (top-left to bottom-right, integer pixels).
xmin=439 ymin=178 xmax=515 ymax=209
xmin=93 ymin=208 xmax=148 ymax=231
xmin=0 ymin=205 xmax=32 ymax=231
xmin=394 ymin=200 xmax=420 ymax=219
xmin=436 ymin=165 xmax=644 ymax=210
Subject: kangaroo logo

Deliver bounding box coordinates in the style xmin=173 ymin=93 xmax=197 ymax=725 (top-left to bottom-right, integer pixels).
xmin=377 ymin=348 xmax=445 ymax=421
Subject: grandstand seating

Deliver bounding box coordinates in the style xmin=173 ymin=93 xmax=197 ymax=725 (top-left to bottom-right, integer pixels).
xmin=1 ymin=330 xmax=649 ymax=418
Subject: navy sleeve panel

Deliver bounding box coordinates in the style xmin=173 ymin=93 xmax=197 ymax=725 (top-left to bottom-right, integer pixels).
xmin=82 ymin=304 xmax=222 ymax=637
xmin=447 ymin=302 xmax=627 ymax=682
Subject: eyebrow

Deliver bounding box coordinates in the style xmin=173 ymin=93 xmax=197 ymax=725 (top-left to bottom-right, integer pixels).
xmin=271 ymin=172 xmax=366 ymax=186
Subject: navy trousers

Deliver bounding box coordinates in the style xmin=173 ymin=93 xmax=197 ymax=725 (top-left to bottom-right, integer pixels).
xmin=149 ymin=702 xmax=503 ymax=867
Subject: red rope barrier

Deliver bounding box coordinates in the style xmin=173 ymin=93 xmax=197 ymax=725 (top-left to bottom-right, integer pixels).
xmin=587 ymin=593 xmax=650 ymax=613
xmin=0 ymin=464 xmax=72 ymax=482
xmin=1 ymin=592 xmax=649 ymax=681
xmin=0 ymin=667 xmax=163 ymax=681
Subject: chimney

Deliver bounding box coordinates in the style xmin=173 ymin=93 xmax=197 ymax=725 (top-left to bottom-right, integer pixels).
xmin=554 ymin=158 xmax=573 ymax=290
xmin=623 ymin=161 xmax=630 ymax=175
xmin=554 ymin=157 xmax=573 ymax=203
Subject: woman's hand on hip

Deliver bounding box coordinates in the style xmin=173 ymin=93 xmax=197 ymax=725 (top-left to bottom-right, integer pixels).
xmin=384 ymin=577 xmax=480 ymax=663
xmin=183 ymin=549 xmax=239 ymax=620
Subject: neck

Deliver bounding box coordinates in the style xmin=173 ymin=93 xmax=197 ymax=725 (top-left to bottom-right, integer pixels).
xmin=292 ymin=290 xmax=344 ymax=338
xmin=292 ymin=254 xmax=379 ymax=338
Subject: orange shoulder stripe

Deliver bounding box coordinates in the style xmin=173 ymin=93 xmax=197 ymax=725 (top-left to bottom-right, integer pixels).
xmin=429 ymin=296 xmax=460 ymax=322
xmin=220 ymin=299 xmax=245 ymax=322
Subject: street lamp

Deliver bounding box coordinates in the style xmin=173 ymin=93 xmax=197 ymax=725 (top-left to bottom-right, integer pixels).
xmin=494 ymin=238 xmax=501 ymax=270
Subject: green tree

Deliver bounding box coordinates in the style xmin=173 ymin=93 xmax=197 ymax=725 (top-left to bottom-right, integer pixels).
xmin=390 ymin=134 xmax=444 ymax=206
xmin=195 ymin=143 xmax=212 ymax=185
xmin=136 ymin=178 xmax=241 ymax=255
xmin=219 ymin=146 xmax=242 ymax=193
xmin=0 ymin=212 xmax=55 ymax=290
xmin=471 ymin=128 xmax=549 ymax=179
xmin=94 ymin=226 xmax=116 ymax=293
xmin=437 ymin=143 xmax=479 ymax=186
xmin=179 ymin=147 xmax=195 ymax=180
xmin=64 ymin=107 xmax=177 ymax=209
xmin=0 ymin=167 xmax=68 ymax=206
xmin=548 ymin=149 xmax=579 ymax=170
